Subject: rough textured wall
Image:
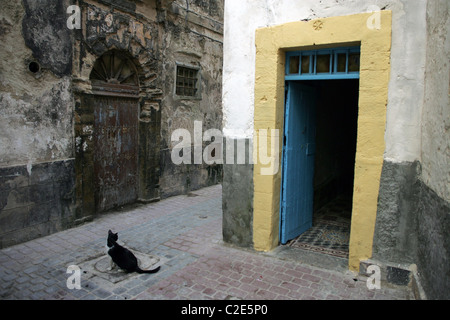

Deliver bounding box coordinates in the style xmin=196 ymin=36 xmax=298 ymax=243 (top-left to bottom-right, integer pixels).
xmin=373 ymin=161 xmax=420 ymax=264
xmin=159 ymin=0 xmax=223 ymax=198
xmin=0 ymin=0 xmax=74 ymax=166
xmin=72 ymin=0 xmax=162 ymax=219
xmin=421 ymin=0 xmax=450 ymax=202
xmin=222 ymin=138 xmax=253 ymax=248
xmin=373 ymin=0 xmax=449 ymax=299
xmin=0 ymin=160 xmax=75 ymax=248
xmin=416 ymin=181 xmax=450 ymax=299
xmin=416 ymin=0 xmax=450 ymax=299
xmin=0 ymin=0 xmax=75 ymax=247
xmin=0 ymin=0 xmax=224 ymax=247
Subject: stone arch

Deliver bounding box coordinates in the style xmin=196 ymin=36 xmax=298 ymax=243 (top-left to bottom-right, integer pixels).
xmin=90 ymin=49 xmax=139 ymax=86
xmin=74 ymin=34 xmax=162 ymax=221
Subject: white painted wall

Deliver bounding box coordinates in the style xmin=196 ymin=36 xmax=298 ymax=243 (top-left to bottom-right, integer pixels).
xmin=222 ymin=0 xmax=428 ymax=163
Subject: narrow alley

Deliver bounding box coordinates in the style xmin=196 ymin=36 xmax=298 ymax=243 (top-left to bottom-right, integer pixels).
xmin=0 ymin=185 xmax=413 ymax=302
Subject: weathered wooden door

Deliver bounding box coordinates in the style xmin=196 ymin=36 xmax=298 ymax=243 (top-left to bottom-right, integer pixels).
xmin=280 ymin=82 xmax=317 ymax=244
xmin=93 ymin=95 xmax=139 ymax=212
xmin=88 ymin=51 xmax=141 ymax=212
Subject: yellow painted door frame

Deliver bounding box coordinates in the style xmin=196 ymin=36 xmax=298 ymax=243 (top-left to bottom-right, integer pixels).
xmin=252 ymin=11 xmax=392 ymax=271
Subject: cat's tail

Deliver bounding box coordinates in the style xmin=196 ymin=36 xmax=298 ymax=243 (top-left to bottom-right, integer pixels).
xmin=136 ymin=265 xmax=161 ymax=274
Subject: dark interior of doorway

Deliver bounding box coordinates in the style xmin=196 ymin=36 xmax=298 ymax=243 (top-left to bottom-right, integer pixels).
xmin=288 ymin=79 xmax=359 ymax=259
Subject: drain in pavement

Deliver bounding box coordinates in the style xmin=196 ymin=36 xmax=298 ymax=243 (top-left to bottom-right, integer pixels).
xmin=78 ymin=250 xmax=162 ymax=284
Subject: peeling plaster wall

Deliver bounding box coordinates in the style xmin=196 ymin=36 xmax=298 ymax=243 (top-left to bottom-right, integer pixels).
xmin=0 ymin=81 xmax=73 ymax=166
xmin=72 ymin=0 xmax=162 ymax=218
xmin=72 ymin=0 xmax=223 ymax=214
xmin=0 ymin=0 xmax=74 ymax=166
xmin=159 ymin=0 xmax=224 ymax=197
xmin=0 ymin=0 xmax=75 ymax=247
xmin=416 ymin=0 xmax=450 ymax=299
xmin=0 ymin=0 xmax=224 ymax=247
xmin=374 ymin=0 xmax=449 ymax=299
xmin=421 ymin=0 xmax=450 ymax=203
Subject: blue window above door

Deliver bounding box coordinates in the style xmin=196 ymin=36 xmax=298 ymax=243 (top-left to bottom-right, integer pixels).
xmin=285 ymin=46 xmax=360 ymax=80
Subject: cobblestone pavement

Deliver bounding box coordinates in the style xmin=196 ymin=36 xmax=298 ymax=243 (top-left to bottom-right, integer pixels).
xmin=0 ymin=185 xmax=414 ymax=301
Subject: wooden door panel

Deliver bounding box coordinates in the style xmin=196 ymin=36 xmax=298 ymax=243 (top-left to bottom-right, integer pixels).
xmin=281 ymin=82 xmax=317 ymax=244
xmin=93 ymin=95 xmax=139 ymax=212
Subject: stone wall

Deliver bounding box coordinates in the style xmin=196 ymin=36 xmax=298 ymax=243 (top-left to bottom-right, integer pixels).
xmin=0 ymin=0 xmax=74 ymax=166
xmin=373 ymin=161 xmax=420 ymax=264
xmin=222 ymin=138 xmax=253 ymax=248
xmin=373 ymin=0 xmax=449 ymax=299
xmin=0 ymin=160 xmax=75 ymax=248
xmin=373 ymin=161 xmax=450 ymax=300
xmin=0 ymin=0 xmax=76 ymax=247
xmin=416 ymin=0 xmax=450 ymax=299
xmin=417 ymin=181 xmax=450 ymax=299
xmin=0 ymin=0 xmax=223 ymax=247
xmin=158 ymin=0 xmax=224 ymax=198
xmin=72 ymin=0 xmax=162 ymax=220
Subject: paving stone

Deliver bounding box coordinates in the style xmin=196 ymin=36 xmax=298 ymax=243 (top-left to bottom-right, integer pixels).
xmin=93 ymin=288 xmax=112 ymax=299
xmin=0 ymin=185 xmax=414 ymax=301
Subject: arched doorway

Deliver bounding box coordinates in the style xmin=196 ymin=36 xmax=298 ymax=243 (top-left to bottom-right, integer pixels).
xmin=90 ymin=51 xmax=140 ymax=212
xmin=76 ymin=50 xmax=141 ymax=214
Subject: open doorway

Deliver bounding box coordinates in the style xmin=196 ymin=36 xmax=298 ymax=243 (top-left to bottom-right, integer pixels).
xmin=281 ymin=79 xmax=359 ymax=259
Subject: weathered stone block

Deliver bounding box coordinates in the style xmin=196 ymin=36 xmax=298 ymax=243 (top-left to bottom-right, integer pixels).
xmin=373 ymin=160 xmax=420 ymax=264
xmin=22 ymin=0 xmax=72 ymax=77
xmin=416 ymin=180 xmax=450 ymax=299
xmin=0 ymin=160 xmax=76 ymax=248
xmin=222 ymin=138 xmax=253 ymax=248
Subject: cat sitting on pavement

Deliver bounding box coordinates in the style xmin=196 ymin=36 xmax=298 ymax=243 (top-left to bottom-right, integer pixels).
xmin=106 ymin=230 xmax=160 ymax=274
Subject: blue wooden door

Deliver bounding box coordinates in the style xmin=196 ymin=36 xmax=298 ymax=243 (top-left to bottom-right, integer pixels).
xmin=280 ymin=82 xmax=317 ymax=244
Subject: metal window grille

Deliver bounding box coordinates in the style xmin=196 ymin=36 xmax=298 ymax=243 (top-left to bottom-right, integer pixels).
xmin=176 ymin=66 xmax=199 ymax=97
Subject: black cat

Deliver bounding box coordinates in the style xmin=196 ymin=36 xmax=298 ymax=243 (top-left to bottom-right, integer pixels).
xmin=106 ymin=230 xmax=160 ymax=274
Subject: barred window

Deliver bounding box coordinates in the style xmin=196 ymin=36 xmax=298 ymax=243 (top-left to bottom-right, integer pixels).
xmin=176 ymin=66 xmax=200 ymax=97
